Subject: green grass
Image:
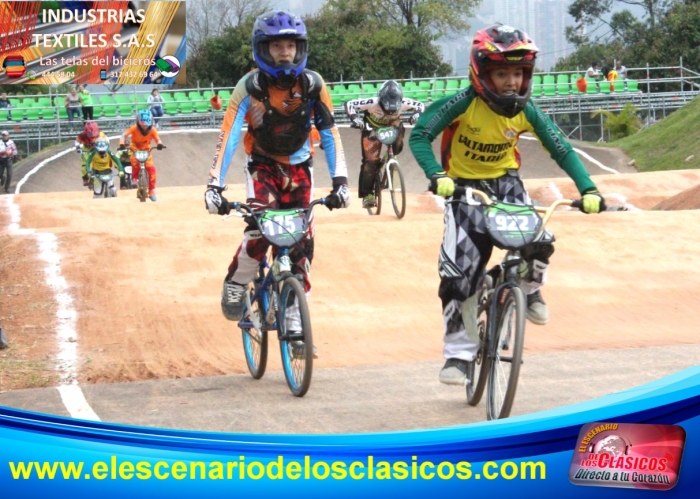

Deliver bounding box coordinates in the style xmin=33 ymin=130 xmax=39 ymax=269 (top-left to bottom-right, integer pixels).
xmin=612 ymin=95 xmax=700 ymax=172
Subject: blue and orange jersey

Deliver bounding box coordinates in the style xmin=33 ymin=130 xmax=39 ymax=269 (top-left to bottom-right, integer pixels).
xmin=208 ymin=69 xmax=347 ymax=187
xmin=120 ymin=125 xmax=162 ymax=151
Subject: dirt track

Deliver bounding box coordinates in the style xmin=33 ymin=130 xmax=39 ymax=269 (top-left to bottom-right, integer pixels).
xmin=3 ymin=128 xmax=700 ymax=389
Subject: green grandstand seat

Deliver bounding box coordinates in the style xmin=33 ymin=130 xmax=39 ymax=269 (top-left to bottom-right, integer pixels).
xmin=161 ymin=93 xmax=174 ymax=102
xmin=173 ymin=92 xmax=188 ymax=102
xmin=585 ymin=78 xmax=598 ymax=94
xmin=114 ymin=94 xmax=129 ymax=104
xmin=195 ymin=100 xmax=210 ymax=113
xmin=118 ymin=104 xmax=133 ymax=116
xmin=458 ymin=79 xmax=471 ymax=89
xmin=542 ymin=75 xmax=556 ymax=96
xmin=179 ymin=101 xmax=194 ymax=114
xmin=556 ymin=74 xmax=570 ymax=95
xmin=626 ymin=79 xmax=639 ymax=92
xmin=37 ymin=97 xmax=51 ymax=107
xmin=218 ymin=90 xmax=231 ymax=101
xmin=188 ymin=91 xmax=203 ymax=101
xmin=363 ymin=82 xmax=378 ymax=94
xmin=599 ymin=80 xmax=612 ymax=94
xmin=202 ymin=90 xmax=214 ymax=100
xmin=418 ymin=80 xmax=432 ymax=90
xmin=0 ymin=109 xmax=9 ymax=121
xmin=26 ymin=108 xmax=41 ymax=120
xmin=9 ymin=98 xmax=20 ymax=108
xmin=41 ymin=108 xmax=56 ymax=119
xmin=58 ymin=107 xmax=68 ymax=119
xmin=164 ymin=102 xmax=179 ymax=115
xmin=102 ymin=105 xmax=118 ymax=118
xmin=21 ymin=98 xmax=36 ymax=107
xmin=99 ymin=95 xmax=114 ymax=105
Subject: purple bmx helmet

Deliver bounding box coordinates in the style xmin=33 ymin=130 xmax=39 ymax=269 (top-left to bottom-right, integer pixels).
xmin=252 ymin=11 xmax=308 ymax=87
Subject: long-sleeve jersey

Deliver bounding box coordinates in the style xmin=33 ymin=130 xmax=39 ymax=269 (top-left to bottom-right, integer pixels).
xmin=120 ymin=125 xmax=162 ymax=151
xmin=208 ymin=69 xmax=347 ymax=187
xmin=410 ymin=88 xmax=596 ymax=194
xmin=86 ymin=150 xmax=123 ymax=173
xmin=345 ymin=97 xmax=425 ymax=128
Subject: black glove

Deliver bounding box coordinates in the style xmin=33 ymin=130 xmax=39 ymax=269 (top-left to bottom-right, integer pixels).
xmin=156 ymin=144 xmax=164 ymax=150
xmin=205 ymin=185 xmax=230 ymax=215
xmin=326 ymin=177 xmax=350 ymax=210
xmin=118 ymin=144 xmax=126 ymax=151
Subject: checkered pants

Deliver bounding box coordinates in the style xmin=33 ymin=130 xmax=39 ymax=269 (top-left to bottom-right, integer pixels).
xmin=438 ymin=172 xmax=554 ymax=360
xmin=227 ymin=158 xmax=315 ymax=293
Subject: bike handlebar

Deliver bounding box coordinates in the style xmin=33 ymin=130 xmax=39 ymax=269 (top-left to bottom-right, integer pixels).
xmin=428 ymin=182 xmax=587 ymax=231
xmin=226 ymin=197 xmax=328 ymax=219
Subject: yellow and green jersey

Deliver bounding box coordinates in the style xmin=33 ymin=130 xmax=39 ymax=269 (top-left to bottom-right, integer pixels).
xmin=410 ymin=88 xmax=596 ymax=194
xmin=86 ymin=150 xmax=123 ymax=173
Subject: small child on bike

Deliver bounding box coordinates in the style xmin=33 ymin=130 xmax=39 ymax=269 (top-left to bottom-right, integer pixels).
xmin=119 ymin=109 xmax=164 ymax=202
xmin=85 ymin=139 xmax=124 ymax=198
xmin=410 ymin=23 xmax=606 ymax=386
xmin=204 ymin=11 xmax=350 ymax=333
xmin=75 ymin=121 xmax=104 ymax=186
xmin=345 ymin=80 xmax=424 ymax=208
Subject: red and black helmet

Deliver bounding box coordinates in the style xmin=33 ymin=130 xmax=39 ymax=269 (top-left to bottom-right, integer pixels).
xmin=84 ymin=120 xmax=100 ymax=139
xmin=469 ymin=23 xmax=538 ymax=118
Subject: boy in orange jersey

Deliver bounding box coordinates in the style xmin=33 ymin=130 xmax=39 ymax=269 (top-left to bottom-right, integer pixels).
xmin=119 ymin=109 xmax=164 ymax=201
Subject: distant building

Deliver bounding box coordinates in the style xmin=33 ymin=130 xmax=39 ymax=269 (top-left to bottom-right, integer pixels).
xmin=534 ymin=0 xmax=573 ymax=71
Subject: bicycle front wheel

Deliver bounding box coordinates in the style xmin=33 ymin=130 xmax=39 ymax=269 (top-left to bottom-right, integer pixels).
xmin=366 ymin=172 xmax=383 ymax=216
xmin=466 ymin=283 xmax=492 ymax=406
xmin=277 ymin=277 xmax=313 ymax=397
xmin=137 ymin=170 xmax=148 ymax=202
xmin=241 ymin=280 xmax=269 ymax=379
xmin=388 ymin=160 xmax=406 ymax=219
xmin=486 ymin=286 xmax=525 ymax=420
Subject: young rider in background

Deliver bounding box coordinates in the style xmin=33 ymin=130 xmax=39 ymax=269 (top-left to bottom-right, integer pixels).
xmin=119 ymin=110 xmax=164 ymax=202
xmin=344 ymin=80 xmax=424 ymax=208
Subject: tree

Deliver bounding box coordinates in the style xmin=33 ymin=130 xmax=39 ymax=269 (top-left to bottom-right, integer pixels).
xmin=567 ymin=0 xmax=668 ymax=45
xmin=325 ymin=0 xmax=480 ymax=38
xmin=186 ymin=0 xmax=271 ymax=54
xmin=591 ymin=103 xmax=643 ymax=140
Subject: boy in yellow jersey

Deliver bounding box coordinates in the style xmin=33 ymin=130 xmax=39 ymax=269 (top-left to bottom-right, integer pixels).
xmin=410 ymin=24 xmax=606 ymax=385
xmin=85 ymin=139 xmax=124 ymax=198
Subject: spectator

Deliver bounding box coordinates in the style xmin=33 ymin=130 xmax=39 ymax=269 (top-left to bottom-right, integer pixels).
xmin=0 ymin=93 xmax=11 ymax=121
xmin=0 ymin=130 xmax=19 ymax=194
xmin=64 ymin=88 xmax=84 ymax=131
xmin=586 ymin=62 xmax=601 ymax=79
xmin=78 ymin=84 xmax=94 ymax=120
xmin=615 ymin=60 xmax=628 ymax=80
xmin=147 ymin=89 xmax=165 ymax=128
xmin=600 ymin=59 xmax=611 ymax=80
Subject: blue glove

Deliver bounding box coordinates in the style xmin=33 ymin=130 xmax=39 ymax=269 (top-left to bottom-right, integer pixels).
xmin=431 ymin=172 xmax=455 ymax=197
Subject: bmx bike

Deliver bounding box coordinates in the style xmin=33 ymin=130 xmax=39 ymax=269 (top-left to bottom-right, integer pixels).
xmin=224 ymin=197 xmax=329 ymax=397
xmin=433 ymin=184 xmax=587 ymax=420
xmin=88 ymin=170 xmax=120 ymax=198
xmin=132 ymin=146 xmax=164 ymax=202
xmin=353 ymin=122 xmax=407 ymax=219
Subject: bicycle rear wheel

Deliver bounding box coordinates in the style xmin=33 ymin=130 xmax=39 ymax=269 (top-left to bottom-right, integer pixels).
xmin=240 ymin=279 xmax=269 ymax=379
xmin=466 ymin=282 xmax=492 ymax=406
xmin=388 ymin=160 xmax=406 ymax=219
xmin=277 ymin=277 xmax=313 ymax=397
xmin=486 ymin=286 xmax=525 ymax=420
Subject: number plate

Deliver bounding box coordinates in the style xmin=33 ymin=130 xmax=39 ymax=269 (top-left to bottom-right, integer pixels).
xmin=257 ymin=209 xmax=308 ymax=248
xmin=375 ymin=126 xmax=398 ymax=145
xmin=485 ymin=202 xmax=542 ymax=250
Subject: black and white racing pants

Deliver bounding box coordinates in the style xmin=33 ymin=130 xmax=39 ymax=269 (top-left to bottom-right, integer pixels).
xmin=438 ymin=171 xmax=554 ymax=361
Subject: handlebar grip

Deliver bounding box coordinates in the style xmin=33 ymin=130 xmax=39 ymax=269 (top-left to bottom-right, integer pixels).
xmin=571 ymin=199 xmax=583 ymax=210
xmin=427 ymin=179 xmax=465 ymax=197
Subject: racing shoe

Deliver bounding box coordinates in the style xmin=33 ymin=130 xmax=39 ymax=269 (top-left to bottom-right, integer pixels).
xmin=221 ymin=280 xmax=245 ymax=321
xmin=290 ymin=340 xmax=318 ymax=360
xmin=526 ymin=290 xmax=549 ymax=325
xmin=439 ymin=358 xmax=470 ymax=386
xmin=362 ymin=194 xmax=377 ymax=208
xmin=82 ymin=176 xmax=90 ymax=187
xmin=149 ymin=190 xmax=157 ymax=202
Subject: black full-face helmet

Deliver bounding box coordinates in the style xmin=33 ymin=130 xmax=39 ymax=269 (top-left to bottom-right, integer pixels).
xmin=378 ymin=80 xmax=403 ymax=114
